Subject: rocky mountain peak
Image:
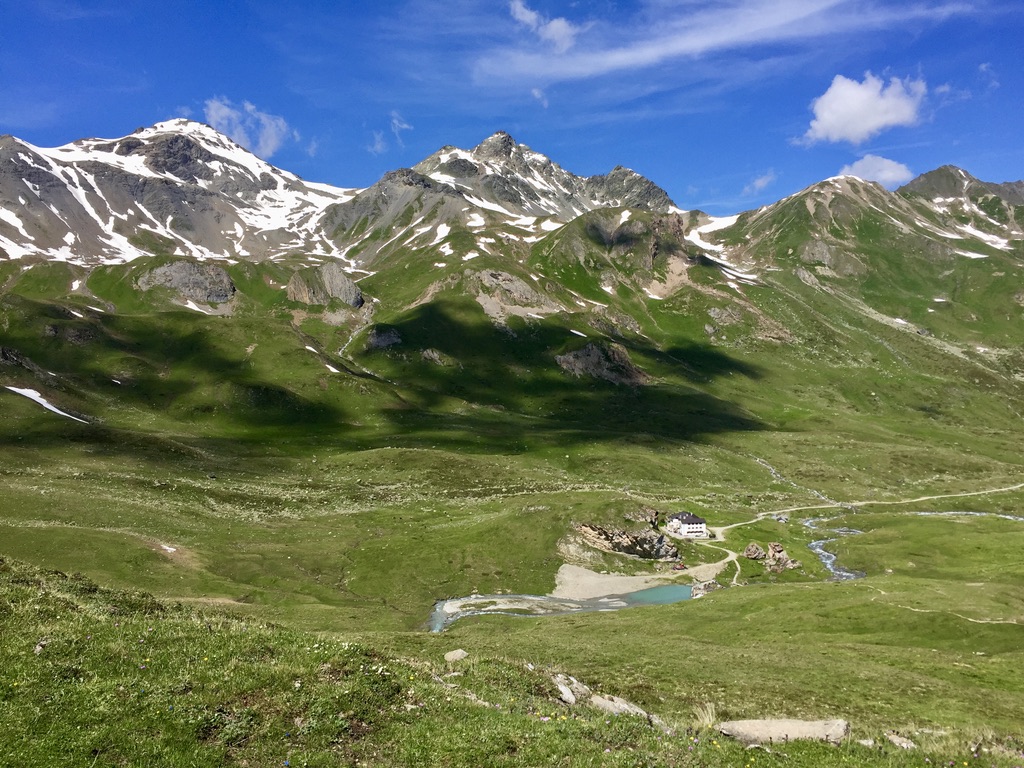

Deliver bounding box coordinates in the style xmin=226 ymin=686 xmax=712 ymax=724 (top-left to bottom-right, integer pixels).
xmin=898 ymin=165 xmax=978 ymax=199
xmin=473 ymin=131 xmax=518 ymax=160
xmin=899 ymin=165 xmax=1024 ymax=205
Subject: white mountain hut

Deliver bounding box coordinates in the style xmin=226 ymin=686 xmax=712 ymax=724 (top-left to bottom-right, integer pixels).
xmin=665 ymin=512 xmax=708 ymax=538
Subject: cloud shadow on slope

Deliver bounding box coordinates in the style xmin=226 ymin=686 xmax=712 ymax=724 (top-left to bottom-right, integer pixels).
xmin=351 ymin=299 xmax=765 ymax=452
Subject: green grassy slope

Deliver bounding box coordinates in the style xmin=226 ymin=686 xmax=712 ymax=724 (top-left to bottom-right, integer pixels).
xmin=5 ymin=557 xmax=1023 ymax=767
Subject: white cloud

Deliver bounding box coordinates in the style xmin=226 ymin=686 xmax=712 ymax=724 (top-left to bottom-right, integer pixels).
xmin=367 ymin=130 xmax=387 ymax=155
xmin=203 ymin=97 xmax=294 ymax=157
xmin=510 ymin=0 xmax=540 ymax=28
xmin=803 ymin=72 xmax=926 ymax=145
xmin=477 ymin=1 xmax=972 ymax=84
xmin=979 ymin=62 xmax=999 ymax=90
xmin=390 ymin=111 xmax=413 ymax=146
xmin=531 ymin=87 xmax=549 ymax=108
xmin=510 ymin=0 xmax=581 ymax=54
xmin=742 ymin=170 xmax=777 ymax=196
xmin=839 ymin=154 xmax=913 ymax=187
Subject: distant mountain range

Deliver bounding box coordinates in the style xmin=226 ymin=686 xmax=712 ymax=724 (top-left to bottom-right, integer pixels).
xmin=1 ymin=120 xmax=1019 ymax=280
xmin=1 ymin=119 xmax=1023 ymax=428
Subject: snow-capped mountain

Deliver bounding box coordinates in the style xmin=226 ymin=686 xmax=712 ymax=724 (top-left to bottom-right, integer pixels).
xmin=414 ymin=131 xmax=676 ymax=219
xmin=688 ymin=170 xmax=1024 ymax=284
xmin=0 ymin=119 xmax=356 ymax=266
xmin=319 ymin=130 xmax=680 ymax=268
xmin=1 ymin=118 xmax=1022 ymax=313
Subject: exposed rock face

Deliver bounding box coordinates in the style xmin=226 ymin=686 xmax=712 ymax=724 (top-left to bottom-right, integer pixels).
xmin=577 ymin=524 xmax=678 ymax=560
xmin=444 ymin=649 xmax=469 ymax=663
xmin=718 ymin=719 xmax=850 ymax=745
xmin=137 ymin=260 xmax=235 ymax=304
xmin=365 ymin=327 xmax=402 ymax=350
xmin=798 ymin=238 xmax=865 ymax=277
xmin=744 ymin=543 xmax=767 ymax=560
xmin=286 ymin=262 xmax=363 ymax=307
xmin=471 ymin=269 xmax=562 ymax=323
xmin=555 ymin=342 xmax=649 ymax=386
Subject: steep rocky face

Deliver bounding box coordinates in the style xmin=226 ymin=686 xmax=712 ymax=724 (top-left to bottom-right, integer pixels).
xmin=286 ymin=262 xmax=364 ymax=307
xmin=137 ymin=261 xmax=235 ymax=304
xmin=577 ymin=524 xmax=679 ymax=560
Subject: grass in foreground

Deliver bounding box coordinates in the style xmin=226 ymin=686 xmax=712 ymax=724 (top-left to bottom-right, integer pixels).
xmin=4 ymin=557 xmax=1024 ymax=767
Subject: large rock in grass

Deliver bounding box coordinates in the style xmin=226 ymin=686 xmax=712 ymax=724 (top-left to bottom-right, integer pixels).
xmin=555 ymin=342 xmax=649 ymax=386
xmin=287 ymin=262 xmax=363 ymax=307
xmin=718 ymin=718 xmax=850 ymax=745
xmin=137 ymin=260 xmax=235 ymax=304
xmin=743 ymin=543 xmax=766 ymax=560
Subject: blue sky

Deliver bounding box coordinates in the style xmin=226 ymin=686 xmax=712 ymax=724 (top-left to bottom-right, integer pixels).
xmin=2 ymin=0 xmax=1021 ymax=214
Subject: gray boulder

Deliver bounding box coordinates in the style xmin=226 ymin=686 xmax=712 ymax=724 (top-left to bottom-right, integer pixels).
xmin=718 ymin=718 xmax=850 ymax=745
xmin=743 ymin=543 xmax=766 ymax=560
xmin=552 ymin=673 xmax=592 ymax=706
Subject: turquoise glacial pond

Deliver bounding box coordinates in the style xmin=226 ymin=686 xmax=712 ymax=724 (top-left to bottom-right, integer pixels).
xmin=429 ymin=583 xmax=692 ymax=632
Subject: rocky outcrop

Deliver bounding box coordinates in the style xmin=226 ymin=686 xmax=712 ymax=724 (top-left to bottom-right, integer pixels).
xmin=718 ymin=718 xmax=850 ymax=745
xmin=471 ymin=269 xmax=563 ymax=324
xmin=287 ymin=262 xmax=363 ymax=307
xmin=744 ymin=543 xmax=766 ymax=560
xmin=137 ymin=260 xmax=235 ymax=304
xmin=577 ymin=524 xmax=678 ymax=560
xmin=550 ymin=672 xmax=667 ymax=730
xmin=555 ymin=342 xmax=649 ymax=386
xmin=744 ymin=541 xmax=800 ymax=572
xmin=798 ymin=238 xmax=866 ymax=277
xmin=765 ymin=542 xmax=801 ymax=572
xmin=365 ymin=326 xmax=401 ymax=350
xmin=691 ymin=580 xmax=721 ymax=599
